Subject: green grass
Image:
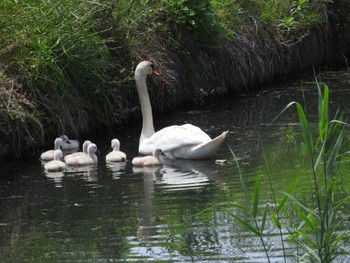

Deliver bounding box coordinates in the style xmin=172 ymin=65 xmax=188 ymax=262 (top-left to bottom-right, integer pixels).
xmin=0 ymin=72 xmax=44 ymax=156
xmin=0 ymin=0 xmax=346 ymax=156
xmin=0 ymin=0 xmax=125 ymax=154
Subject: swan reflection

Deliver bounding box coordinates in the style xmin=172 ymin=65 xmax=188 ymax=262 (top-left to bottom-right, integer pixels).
xmin=136 ymin=160 xmax=215 ymax=246
xmin=154 ymin=165 xmax=210 ymax=190
xmin=133 ymin=159 xmax=214 ymax=191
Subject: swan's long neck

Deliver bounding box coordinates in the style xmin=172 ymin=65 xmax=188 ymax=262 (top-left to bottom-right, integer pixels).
xmin=135 ymin=73 xmax=155 ymax=143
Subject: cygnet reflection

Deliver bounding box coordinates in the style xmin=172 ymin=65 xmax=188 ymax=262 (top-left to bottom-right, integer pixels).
xmin=106 ymin=161 xmax=127 ymax=179
xmin=65 ymin=164 xmax=98 ymax=182
xmin=44 ymin=171 xmax=64 ymax=188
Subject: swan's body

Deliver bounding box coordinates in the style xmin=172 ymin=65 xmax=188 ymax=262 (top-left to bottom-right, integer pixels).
xmin=44 ymin=150 xmax=65 ymax=172
xmin=66 ymin=143 xmax=98 ymax=166
xmin=106 ymin=139 xmax=127 ymax=162
xmin=134 ymin=61 xmax=228 ymax=159
xmin=60 ymin=135 xmax=79 ymax=150
xmin=40 ymin=138 xmax=64 ymax=161
xmin=64 ymin=140 xmax=91 ymax=161
xmin=132 ymin=148 xmax=169 ymax=167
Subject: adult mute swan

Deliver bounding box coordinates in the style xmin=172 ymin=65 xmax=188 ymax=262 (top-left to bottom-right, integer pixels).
xmin=40 ymin=137 xmax=64 ymax=161
xmin=65 ymin=143 xmax=98 ymax=166
xmin=44 ymin=149 xmax=65 ymax=172
xmin=106 ymin=139 xmax=127 ymax=162
xmin=60 ymin=135 xmax=79 ymax=150
xmin=132 ymin=148 xmax=170 ymax=167
xmin=64 ymin=140 xmax=91 ymax=161
xmin=134 ymin=61 xmax=228 ymax=159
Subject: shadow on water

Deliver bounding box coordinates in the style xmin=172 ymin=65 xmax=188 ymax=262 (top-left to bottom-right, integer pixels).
xmin=1 ymin=69 xmax=350 ymax=262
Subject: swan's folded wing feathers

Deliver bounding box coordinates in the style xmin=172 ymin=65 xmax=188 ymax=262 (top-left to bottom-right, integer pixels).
xmin=152 ymin=125 xmax=211 ymax=152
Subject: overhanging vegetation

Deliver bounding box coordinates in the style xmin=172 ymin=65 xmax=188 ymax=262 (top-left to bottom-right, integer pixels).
xmin=0 ymin=0 xmax=349 ymax=157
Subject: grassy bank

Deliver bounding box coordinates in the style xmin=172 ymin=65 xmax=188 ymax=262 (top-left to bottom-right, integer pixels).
xmin=0 ymin=0 xmax=349 ymax=158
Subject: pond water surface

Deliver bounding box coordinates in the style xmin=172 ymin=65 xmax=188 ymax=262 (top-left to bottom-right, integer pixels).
xmin=1 ymin=69 xmax=350 ymax=262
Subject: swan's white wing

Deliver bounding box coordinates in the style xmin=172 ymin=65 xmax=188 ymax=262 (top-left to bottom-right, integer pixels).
xmin=142 ymin=125 xmax=211 ymax=154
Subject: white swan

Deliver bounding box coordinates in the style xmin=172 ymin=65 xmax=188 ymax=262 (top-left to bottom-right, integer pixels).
xmin=44 ymin=149 xmax=66 ymax=172
xmin=106 ymin=138 xmax=127 ymax=162
xmin=65 ymin=143 xmax=98 ymax=166
xmin=132 ymin=148 xmax=170 ymax=167
xmin=40 ymin=137 xmax=64 ymax=161
xmin=60 ymin=135 xmax=79 ymax=150
xmin=134 ymin=61 xmax=228 ymax=159
xmin=64 ymin=140 xmax=91 ymax=161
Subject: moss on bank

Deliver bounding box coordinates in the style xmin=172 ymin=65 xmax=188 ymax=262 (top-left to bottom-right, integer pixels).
xmin=0 ymin=0 xmax=349 ymax=158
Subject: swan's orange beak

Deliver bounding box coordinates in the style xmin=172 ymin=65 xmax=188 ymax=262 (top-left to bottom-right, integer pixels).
xmin=152 ymin=68 xmax=160 ymax=76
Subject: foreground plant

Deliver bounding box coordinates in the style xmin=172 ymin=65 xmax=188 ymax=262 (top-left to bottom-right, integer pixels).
xmin=203 ymin=82 xmax=349 ymax=262
xmin=277 ymin=82 xmax=350 ymax=262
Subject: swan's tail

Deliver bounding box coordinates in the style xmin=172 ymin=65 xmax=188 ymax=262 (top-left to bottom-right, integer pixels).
xmin=208 ymin=130 xmax=229 ymax=153
xmin=190 ymin=130 xmax=229 ymax=159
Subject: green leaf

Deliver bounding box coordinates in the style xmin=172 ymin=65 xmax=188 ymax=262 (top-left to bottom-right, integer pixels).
xmin=300 ymin=242 xmax=321 ymax=261
xmin=271 ymin=101 xmax=296 ymax=124
xmin=277 ymin=177 xmax=299 ymax=212
xmin=319 ymin=84 xmax=329 ymax=141
xmin=261 ymin=204 xmax=268 ymax=232
xmin=295 ymin=206 xmax=316 ymax=231
xmin=332 ymin=231 xmax=350 ymax=249
xmin=228 ymin=145 xmax=248 ymax=200
xmin=294 ymin=229 xmax=319 ymax=250
xmin=326 ymin=118 xmax=344 ymax=153
xmin=270 ymin=209 xmax=281 ymax=229
xmin=296 ymin=102 xmax=314 ymax=156
xmin=326 ymin=129 xmax=343 ymax=177
xmin=224 ymin=209 xmax=260 ymax=235
xmin=313 ymin=142 xmax=325 ymax=171
xmin=253 ymin=174 xmax=261 ymax=218
xmin=195 ymin=202 xmax=249 ymax=217
xmin=282 ymin=192 xmax=315 ymax=216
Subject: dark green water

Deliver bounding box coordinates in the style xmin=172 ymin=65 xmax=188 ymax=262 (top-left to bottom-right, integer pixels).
xmin=1 ymin=70 xmax=350 ymax=262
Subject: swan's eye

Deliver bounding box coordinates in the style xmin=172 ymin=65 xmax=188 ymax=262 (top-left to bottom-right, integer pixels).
xmin=149 ymin=62 xmax=160 ymax=76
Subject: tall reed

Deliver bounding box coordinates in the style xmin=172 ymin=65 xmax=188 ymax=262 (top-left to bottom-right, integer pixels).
xmin=203 ymin=82 xmax=349 ymax=262
xmin=277 ymin=82 xmax=349 ymax=262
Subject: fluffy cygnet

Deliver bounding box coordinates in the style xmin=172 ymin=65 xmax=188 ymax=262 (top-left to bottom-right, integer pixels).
xmin=66 ymin=143 xmax=98 ymax=166
xmin=40 ymin=137 xmax=63 ymax=161
xmin=106 ymin=139 xmax=127 ymax=162
xmin=132 ymin=148 xmax=169 ymax=167
xmin=44 ymin=149 xmax=65 ymax=172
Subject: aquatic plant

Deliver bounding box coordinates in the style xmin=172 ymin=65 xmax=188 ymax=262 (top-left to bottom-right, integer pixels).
xmin=203 ymin=82 xmax=349 ymax=262
xmin=275 ymin=82 xmax=349 ymax=262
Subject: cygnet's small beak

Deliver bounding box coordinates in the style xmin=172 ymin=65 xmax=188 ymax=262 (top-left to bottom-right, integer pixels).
xmin=160 ymin=150 xmax=168 ymax=158
xmin=66 ymin=140 xmax=71 ymax=144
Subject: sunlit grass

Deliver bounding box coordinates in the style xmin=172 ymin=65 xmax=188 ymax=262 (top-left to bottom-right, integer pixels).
xmin=0 ymin=0 xmax=340 ymax=156
xmin=0 ymin=0 xmax=126 ymax=149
